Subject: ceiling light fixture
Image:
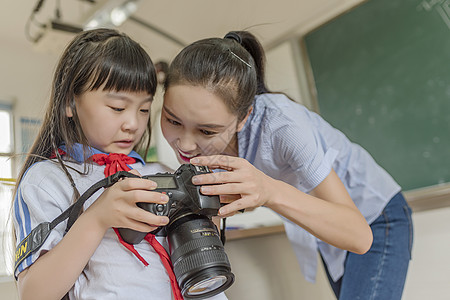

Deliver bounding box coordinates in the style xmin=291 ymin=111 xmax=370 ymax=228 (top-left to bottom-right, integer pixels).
xmin=84 ymin=0 xmax=139 ymax=29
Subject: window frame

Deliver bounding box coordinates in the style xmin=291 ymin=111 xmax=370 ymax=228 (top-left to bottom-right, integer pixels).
xmin=0 ymin=101 xmax=15 ymax=277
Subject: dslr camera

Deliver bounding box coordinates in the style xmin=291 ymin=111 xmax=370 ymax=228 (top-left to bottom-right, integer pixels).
xmin=118 ymin=164 xmax=234 ymax=299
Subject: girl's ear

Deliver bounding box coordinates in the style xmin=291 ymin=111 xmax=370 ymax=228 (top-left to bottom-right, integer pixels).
xmin=66 ymin=103 xmax=74 ymax=118
xmin=237 ymin=106 xmax=253 ymax=132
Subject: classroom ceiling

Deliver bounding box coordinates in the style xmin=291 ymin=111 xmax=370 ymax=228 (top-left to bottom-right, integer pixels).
xmin=1 ymin=0 xmax=360 ymax=61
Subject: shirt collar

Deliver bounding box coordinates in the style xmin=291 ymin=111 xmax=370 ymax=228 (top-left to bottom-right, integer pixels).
xmin=59 ymin=143 xmax=146 ymax=165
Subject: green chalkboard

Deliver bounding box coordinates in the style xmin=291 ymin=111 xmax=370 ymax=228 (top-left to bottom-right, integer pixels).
xmin=304 ymin=0 xmax=450 ymax=191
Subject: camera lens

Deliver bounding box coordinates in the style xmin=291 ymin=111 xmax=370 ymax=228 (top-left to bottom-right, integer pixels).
xmin=168 ymin=215 xmax=234 ymax=299
xmin=187 ymin=275 xmax=228 ymax=295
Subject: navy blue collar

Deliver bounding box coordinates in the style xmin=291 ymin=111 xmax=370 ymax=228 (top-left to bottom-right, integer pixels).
xmin=59 ymin=143 xmax=146 ymax=165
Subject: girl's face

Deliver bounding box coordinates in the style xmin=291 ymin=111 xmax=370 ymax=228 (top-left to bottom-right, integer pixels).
xmin=162 ymin=85 xmax=249 ymax=164
xmin=67 ymin=87 xmax=152 ymax=155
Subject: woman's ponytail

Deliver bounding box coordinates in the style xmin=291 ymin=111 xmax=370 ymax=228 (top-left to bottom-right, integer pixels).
xmin=225 ymin=31 xmax=270 ymax=94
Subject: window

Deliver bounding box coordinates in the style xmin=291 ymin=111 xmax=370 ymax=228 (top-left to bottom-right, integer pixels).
xmin=0 ymin=103 xmax=14 ymax=276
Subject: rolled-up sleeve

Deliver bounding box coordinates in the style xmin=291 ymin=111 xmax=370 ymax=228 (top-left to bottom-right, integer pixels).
xmin=271 ymin=112 xmax=338 ymax=192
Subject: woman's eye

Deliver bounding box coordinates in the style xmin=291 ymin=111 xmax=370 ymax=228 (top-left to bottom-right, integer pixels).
xmin=200 ymin=129 xmax=217 ymax=136
xmin=110 ymin=107 xmax=124 ymax=112
xmin=167 ymin=118 xmax=181 ymax=126
xmin=140 ymin=109 xmax=150 ymax=113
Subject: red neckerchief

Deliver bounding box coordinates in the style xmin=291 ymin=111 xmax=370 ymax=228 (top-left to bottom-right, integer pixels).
xmin=49 ymin=148 xmax=67 ymax=159
xmin=90 ymin=153 xmax=183 ymax=300
xmin=52 ymin=150 xmax=182 ymax=299
xmin=90 ymin=153 xmax=136 ymax=177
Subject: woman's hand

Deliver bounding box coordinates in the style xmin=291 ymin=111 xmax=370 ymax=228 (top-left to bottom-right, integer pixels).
xmin=85 ymin=169 xmax=170 ymax=233
xmin=190 ymin=155 xmax=277 ymax=217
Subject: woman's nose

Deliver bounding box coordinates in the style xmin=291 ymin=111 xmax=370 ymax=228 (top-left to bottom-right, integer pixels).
xmin=177 ymin=133 xmax=197 ymax=153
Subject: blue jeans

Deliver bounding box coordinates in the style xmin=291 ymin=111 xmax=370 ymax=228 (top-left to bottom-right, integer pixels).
xmin=322 ymin=192 xmax=413 ymax=300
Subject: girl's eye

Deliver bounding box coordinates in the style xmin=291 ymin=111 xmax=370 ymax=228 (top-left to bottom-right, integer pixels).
xmin=110 ymin=107 xmax=124 ymax=112
xmin=140 ymin=109 xmax=150 ymax=113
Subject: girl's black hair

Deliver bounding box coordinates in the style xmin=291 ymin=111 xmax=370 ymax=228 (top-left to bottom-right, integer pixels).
xmin=11 ymin=28 xmax=157 ymax=264
xmin=16 ymin=28 xmax=157 ymax=196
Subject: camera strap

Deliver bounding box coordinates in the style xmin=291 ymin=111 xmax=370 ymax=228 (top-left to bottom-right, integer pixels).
xmin=220 ymin=218 xmax=227 ymax=245
xmin=14 ymin=171 xmax=138 ymax=275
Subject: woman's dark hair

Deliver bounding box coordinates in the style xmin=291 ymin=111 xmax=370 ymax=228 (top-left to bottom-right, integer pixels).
xmin=17 ymin=28 xmax=157 ymax=188
xmin=229 ymin=31 xmax=270 ymax=95
xmin=164 ymin=37 xmax=257 ymax=122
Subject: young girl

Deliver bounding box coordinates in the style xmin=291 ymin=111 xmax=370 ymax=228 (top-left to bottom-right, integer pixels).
xmin=161 ymin=31 xmax=413 ymax=299
xmin=12 ymin=28 xmax=227 ymax=300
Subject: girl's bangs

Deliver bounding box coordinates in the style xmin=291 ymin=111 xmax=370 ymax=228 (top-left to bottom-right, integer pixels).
xmin=89 ymin=44 xmax=156 ymax=95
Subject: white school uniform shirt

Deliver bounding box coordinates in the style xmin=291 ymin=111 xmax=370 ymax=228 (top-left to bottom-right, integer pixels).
xmin=14 ymin=145 xmax=227 ymax=300
xmin=238 ymin=93 xmax=401 ymax=283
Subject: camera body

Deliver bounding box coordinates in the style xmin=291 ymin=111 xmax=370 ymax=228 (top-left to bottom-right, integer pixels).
xmin=118 ymin=164 xmax=234 ymax=299
xmin=118 ymin=163 xmax=221 ymax=244
xmin=142 ymin=163 xmax=220 ymax=221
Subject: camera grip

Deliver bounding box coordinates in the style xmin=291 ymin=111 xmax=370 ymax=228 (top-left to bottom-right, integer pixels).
xmin=117 ymin=227 xmax=147 ymax=244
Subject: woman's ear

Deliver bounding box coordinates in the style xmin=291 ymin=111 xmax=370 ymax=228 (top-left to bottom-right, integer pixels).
xmin=237 ymin=106 xmax=253 ymax=132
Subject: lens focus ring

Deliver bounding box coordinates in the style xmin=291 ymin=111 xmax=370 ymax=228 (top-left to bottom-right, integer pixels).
xmin=171 ymin=235 xmax=223 ymax=263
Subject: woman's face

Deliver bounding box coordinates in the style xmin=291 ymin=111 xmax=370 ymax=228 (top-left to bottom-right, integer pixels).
xmin=161 ymin=85 xmax=249 ymax=164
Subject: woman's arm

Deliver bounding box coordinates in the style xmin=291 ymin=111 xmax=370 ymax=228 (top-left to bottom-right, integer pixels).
xmin=190 ymin=155 xmax=372 ymax=254
xmin=17 ymin=176 xmax=170 ymax=300
xmin=270 ymin=169 xmax=373 ymax=254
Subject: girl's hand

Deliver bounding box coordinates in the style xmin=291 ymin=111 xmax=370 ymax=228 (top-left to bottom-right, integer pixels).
xmin=85 ymin=170 xmax=170 ymax=233
xmin=190 ymin=155 xmax=277 ymax=217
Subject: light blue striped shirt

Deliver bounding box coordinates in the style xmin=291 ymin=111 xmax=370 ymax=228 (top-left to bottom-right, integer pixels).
xmin=238 ymin=93 xmax=400 ymax=282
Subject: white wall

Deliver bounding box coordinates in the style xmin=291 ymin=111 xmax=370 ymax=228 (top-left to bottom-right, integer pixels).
xmin=0 ymin=37 xmax=57 ymax=299
xmin=225 ymin=231 xmax=335 ymax=300
xmin=266 ymin=42 xmax=303 ymax=103
xmin=0 ymin=276 xmax=18 ymax=300
xmin=403 ymin=206 xmax=450 ymax=299
xmin=0 ymin=37 xmax=58 ymax=177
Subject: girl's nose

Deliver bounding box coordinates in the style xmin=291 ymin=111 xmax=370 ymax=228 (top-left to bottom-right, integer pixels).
xmin=122 ymin=114 xmax=139 ymax=132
